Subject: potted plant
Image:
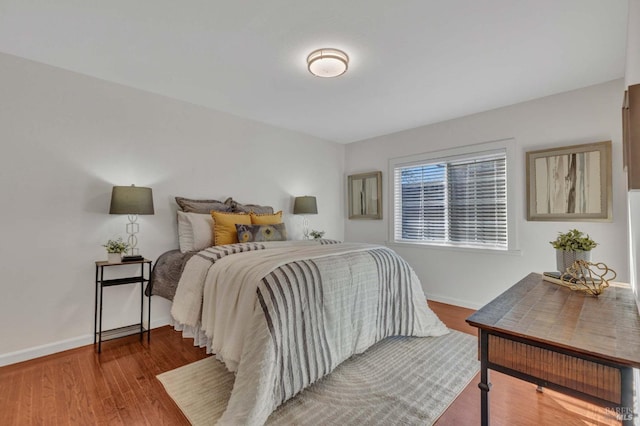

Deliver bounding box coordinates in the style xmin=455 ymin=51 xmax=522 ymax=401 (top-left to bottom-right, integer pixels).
xmin=103 ymin=237 xmax=129 ymax=263
xmin=549 ymin=229 xmax=597 ymax=273
xmin=309 ymin=230 xmax=325 ymax=240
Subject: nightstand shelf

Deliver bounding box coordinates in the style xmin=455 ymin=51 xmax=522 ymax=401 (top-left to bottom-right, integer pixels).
xmin=94 ymin=259 xmax=152 ymax=353
xmin=100 ymin=276 xmax=147 ymax=286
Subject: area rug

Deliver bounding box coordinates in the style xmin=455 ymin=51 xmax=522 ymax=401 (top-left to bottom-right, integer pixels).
xmin=157 ymin=330 xmax=479 ymax=425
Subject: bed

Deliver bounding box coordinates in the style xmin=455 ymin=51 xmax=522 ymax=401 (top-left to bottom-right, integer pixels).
xmin=148 ymin=197 xmax=449 ymax=425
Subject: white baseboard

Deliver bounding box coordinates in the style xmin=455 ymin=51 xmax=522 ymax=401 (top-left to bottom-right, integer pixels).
xmin=151 ymin=315 xmax=171 ymax=329
xmin=425 ymin=293 xmax=483 ymax=310
xmin=0 ymin=334 xmax=94 ymax=367
xmin=0 ymin=316 xmax=172 ymax=368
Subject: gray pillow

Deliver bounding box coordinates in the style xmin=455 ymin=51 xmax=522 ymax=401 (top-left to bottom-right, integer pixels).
xmin=175 ymin=197 xmax=231 ymax=213
xmin=225 ymin=197 xmax=274 ymax=214
xmin=236 ymin=223 xmax=287 ymax=242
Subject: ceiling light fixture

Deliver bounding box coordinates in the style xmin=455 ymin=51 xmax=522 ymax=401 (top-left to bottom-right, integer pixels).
xmin=307 ymin=48 xmax=349 ymax=78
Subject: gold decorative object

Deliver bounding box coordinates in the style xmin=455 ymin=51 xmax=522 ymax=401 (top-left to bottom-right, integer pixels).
xmin=558 ymin=260 xmax=617 ymax=296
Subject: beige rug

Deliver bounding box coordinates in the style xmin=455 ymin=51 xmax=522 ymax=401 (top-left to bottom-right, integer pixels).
xmin=157 ymin=330 xmax=479 ymax=425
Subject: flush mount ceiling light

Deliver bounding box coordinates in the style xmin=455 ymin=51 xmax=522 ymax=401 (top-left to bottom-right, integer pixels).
xmin=307 ymin=48 xmax=349 ymax=78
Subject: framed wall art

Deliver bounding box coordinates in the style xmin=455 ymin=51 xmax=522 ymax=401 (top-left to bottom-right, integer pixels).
xmin=348 ymin=171 xmax=382 ymax=219
xmin=526 ymin=141 xmax=612 ymax=221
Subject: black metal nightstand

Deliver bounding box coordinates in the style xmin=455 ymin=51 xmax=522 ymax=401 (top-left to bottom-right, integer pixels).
xmin=94 ymin=258 xmax=152 ymax=353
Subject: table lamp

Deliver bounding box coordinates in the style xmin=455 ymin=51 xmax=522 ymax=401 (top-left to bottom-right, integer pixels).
xmin=293 ymin=196 xmax=317 ymax=240
xmin=109 ymin=185 xmax=154 ymax=260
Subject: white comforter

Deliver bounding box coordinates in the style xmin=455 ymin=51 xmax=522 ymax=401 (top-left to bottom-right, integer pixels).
xmin=171 ymin=241 xmax=448 ymax=425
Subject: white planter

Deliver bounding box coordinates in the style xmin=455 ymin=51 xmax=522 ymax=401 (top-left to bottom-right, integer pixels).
xmin=556 ymin=249 xmax=591 ymax=273
xmin=107 ymin=252 xmax=122 ymax=263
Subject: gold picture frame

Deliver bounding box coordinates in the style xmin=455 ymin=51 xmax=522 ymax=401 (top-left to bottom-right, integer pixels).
xmin=526 ymin=141 xmax=612 ymax=221
xmin=348 ymin=171 xmax=382 ymax=220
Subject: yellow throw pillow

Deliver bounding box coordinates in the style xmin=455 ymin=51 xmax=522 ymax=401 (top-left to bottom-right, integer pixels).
xmin=250 ymin=210 xmax=282 ymax=225
xmin=211 ymin=211 xmax=251 ymax=245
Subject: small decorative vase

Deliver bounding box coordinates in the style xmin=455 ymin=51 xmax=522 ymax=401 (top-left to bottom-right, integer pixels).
xmin=107 ymin=252 xmax=122 ymax=264
xmin=556 ymin=249 xmax=591 ymax=273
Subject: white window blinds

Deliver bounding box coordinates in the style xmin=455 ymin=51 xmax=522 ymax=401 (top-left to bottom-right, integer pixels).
xmin=393 ymin=150 xmax=507 ymax=249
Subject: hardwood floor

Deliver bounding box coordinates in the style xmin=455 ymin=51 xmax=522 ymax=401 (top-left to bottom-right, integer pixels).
xmin=0 ymin=301 xmax=621 ymax=425
xmin=0 ymin=328 xmax=203 ymax=425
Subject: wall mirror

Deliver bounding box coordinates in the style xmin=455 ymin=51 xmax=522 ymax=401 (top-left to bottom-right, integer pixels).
xmin=348 ymin=171 xmax=382 ymax=219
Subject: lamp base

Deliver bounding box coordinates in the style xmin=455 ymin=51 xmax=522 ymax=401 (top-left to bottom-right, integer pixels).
xmin=122 ymin=255 xmax=144 ymax=262
xmin=302 ymin=216 xmax=310 ymax=240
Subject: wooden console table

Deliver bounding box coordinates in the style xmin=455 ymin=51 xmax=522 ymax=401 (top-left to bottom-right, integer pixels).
xmin=466 ymin=273 xmax=640 ymax=425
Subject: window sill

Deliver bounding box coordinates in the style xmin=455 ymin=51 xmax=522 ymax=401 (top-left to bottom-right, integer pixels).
xmin=386 ymin=241 xmax=522 ymax=256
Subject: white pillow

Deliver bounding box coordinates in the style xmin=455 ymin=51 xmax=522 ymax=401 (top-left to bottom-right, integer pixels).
xmin=177 ymin=211 xmax=214 ymax=253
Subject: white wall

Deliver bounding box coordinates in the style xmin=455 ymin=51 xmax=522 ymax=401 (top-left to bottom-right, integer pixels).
xmin=0 ymin=52 xmax=345 ymax=365
xmin=626 ymin=0 xmax=640 ymax=89
xmin=626 ymin=0 xmax=640 ymax=303
xmin=345 ymin=79 xmax=627 ymax=308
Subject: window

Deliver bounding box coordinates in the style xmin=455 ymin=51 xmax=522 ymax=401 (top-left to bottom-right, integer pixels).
xmin=391 ymin=141 xmax=513 ymax=250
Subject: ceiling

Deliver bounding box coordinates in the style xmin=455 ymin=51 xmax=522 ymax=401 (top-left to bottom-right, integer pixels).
xmin=0 ymin=1 xmax=629 ymax=143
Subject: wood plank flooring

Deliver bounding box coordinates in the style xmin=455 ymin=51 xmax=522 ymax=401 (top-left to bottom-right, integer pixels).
xmin=0 ymin=301 xmax=621 ymax=425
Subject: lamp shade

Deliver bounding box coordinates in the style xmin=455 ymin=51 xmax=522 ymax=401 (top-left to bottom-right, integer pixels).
xmin=109 ymin=185 xmax=155 ymax=215
xmin=293 ymin=196 xmax=318 ymax=215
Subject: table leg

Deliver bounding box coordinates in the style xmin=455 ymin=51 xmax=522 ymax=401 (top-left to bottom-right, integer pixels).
xmin=479 ymin=329 xmax=491 ymax=426
xmin=147 ymin=262 xmax=151 ymax=343
xmin=139 ymin=277 xmax=144 ymax=341
xmin=94 ymin=266 xmax=99 ymax=345
xmin=98 ymin=281 xmax=104 ymax=353
xmin=621 ymin=367 xmax=635 ymax=425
